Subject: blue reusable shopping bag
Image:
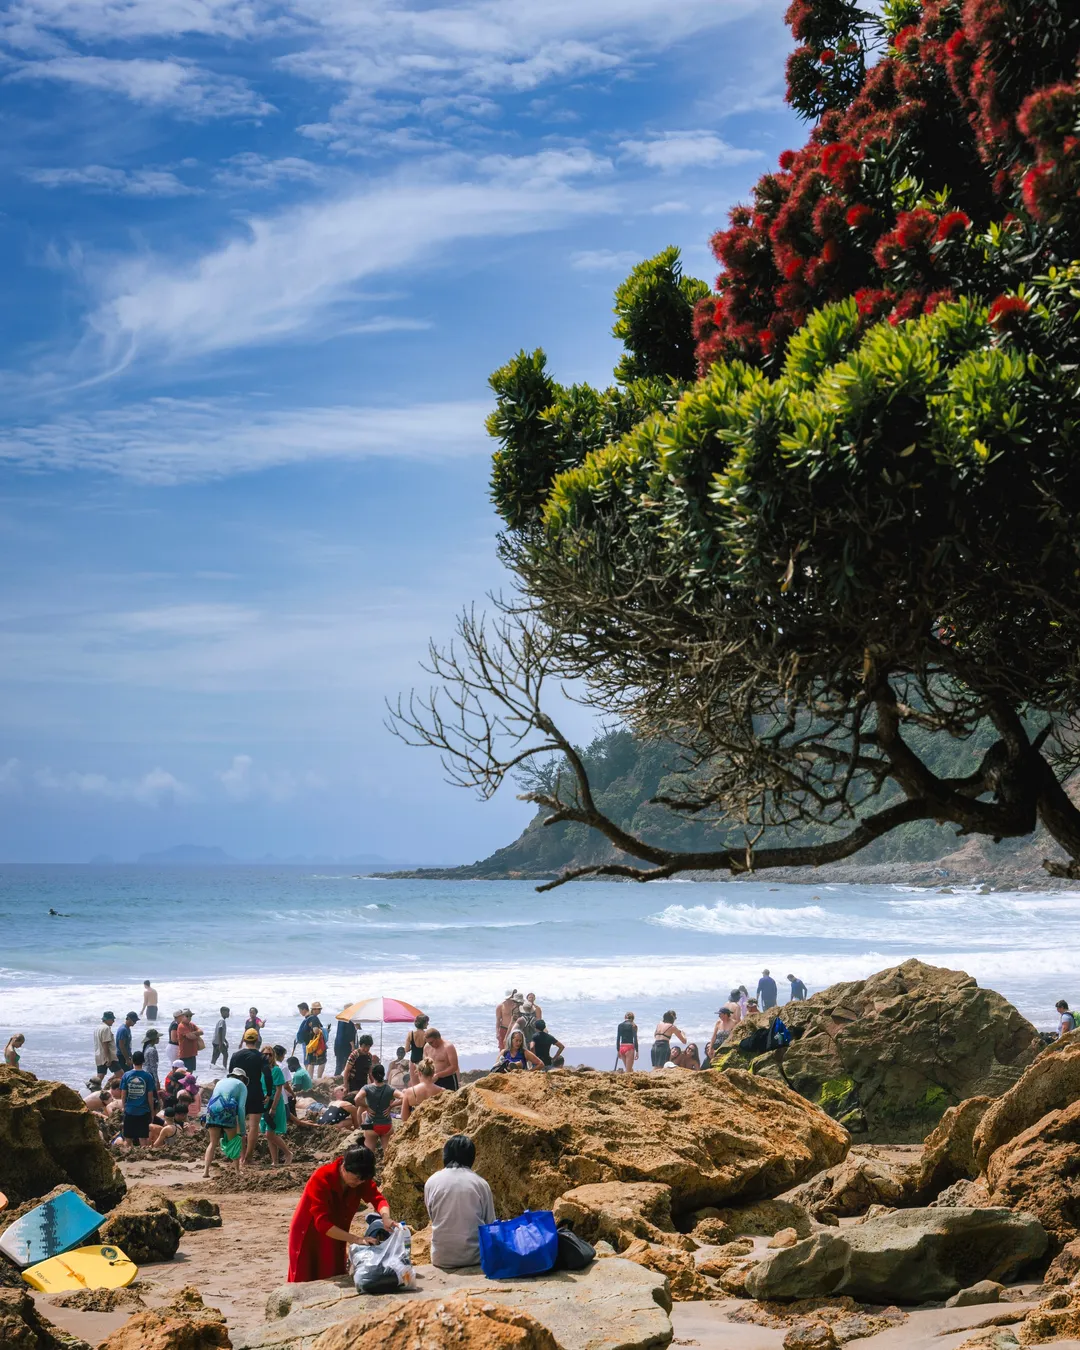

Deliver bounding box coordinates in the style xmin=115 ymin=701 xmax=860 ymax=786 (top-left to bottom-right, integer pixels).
xmin=478 ymin=1209 xmax=559 ymax=1280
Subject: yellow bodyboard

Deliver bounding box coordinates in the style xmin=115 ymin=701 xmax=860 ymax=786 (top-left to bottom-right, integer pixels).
xmin=21 ymin=1244 xmax=137 ymax=1292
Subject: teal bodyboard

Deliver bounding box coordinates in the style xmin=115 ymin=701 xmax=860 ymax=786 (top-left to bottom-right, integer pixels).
xmin=0 ymin=1190 xmax=103 ymax=1268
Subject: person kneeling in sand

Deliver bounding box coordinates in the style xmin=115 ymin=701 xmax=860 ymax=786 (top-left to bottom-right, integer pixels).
xmin=424 ymin=1133 xmax=494 ymax=1270
xmin=396 ymin=1056 xmax=443 ymax=1122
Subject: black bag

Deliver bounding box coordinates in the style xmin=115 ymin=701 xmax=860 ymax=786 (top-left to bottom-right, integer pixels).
xmin=553 ymin=1223 xmax=596 ymax=1271
xmin=738 ymin=1025 xmax=770 ymax=1057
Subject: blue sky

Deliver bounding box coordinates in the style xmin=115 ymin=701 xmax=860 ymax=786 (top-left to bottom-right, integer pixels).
xmin=0 ymin=0 xmax=801 ymax=863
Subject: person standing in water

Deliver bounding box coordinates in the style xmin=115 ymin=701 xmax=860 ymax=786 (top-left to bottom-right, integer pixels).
xmin=787 ymin=973 xmax=808 ymax=1002
xmin=115 ymin=1012 xmax=139 ymax=1072
xmin=94 ymin=1011 xmax=118 ymax=1077
xmin=757 ymin=970 xmax=778 ymax=1010
xmin=212 ymin=1007 xmax=230 ymax=1067
xmin=141 ymin=980 xmax=159 ymax=1022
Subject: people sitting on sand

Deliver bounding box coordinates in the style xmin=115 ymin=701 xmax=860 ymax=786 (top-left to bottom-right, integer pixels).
xmin=150 ymin=1089 xmax=196 ymax=1148
xmin=651 ymin=1010 xmax=686 ymax=1068
xmin=386 ymin=1046 xmax=409 ymax=1090
xmin=288 ymin=1055 xmax=313 ymax=1092
xmin=497 ymin=1029 xmax=542 ymax=1072
xmin=424 ymin=1027 xmax=460 ymax=1090
xmin=319 ymin=1087 xmax=360 ymax=1127
xmin=529 ymin=1019 xmax=565 ymax=1069
xmin=83 ymin=1085 xmax=114 ymax=1115
xmin=615 ymin=1012 xmax=638 ymax=1072
xmin=424 ymin=1133 xmax=495 ymax=1270
xmin=397 ymin=1057 xmax=444 ymax=1121
xmin=404 ymin=1013 xmax=429 ymax=1085
xmin=1057 ymin=999 xmax=1076 ymax=1036
xmin=287 ymin=1146 xmax=396 ymax=1283
xmin=495 ymin=990 xmax=522 ymax=1051
xmin=343 ymin=1035 xmax=374 ymax=1095
xmin=359 ymin=1063 xmax=396 ymax=1152
xmin=202 ymin=1065 xmax=248 ymax=1179
xmin=4 ymin=1032 xmax=25 ymax=1067
xmin=670 ymin=1042 xmax=700 ymax=1070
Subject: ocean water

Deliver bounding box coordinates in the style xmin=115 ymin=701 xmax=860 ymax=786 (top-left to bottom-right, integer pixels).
xmin=0 ymin=864 xmax=1076 ymax=1090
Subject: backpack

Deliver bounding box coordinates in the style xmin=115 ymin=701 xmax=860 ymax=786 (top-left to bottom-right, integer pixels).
xmin=553 ymin=1223 xmax=596 ymax=1271
xmin=766 ymin=1015 xmax=793 ymax=1050
xmin=738 ymin=1025 xmax=770 ymax=1057
xmin=307 ymin=1028 xmax=326 ymax=1057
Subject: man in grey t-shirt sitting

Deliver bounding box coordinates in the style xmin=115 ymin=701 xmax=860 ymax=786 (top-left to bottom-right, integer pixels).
xmin=423 ymin=1134 xmax=495 ymax=1269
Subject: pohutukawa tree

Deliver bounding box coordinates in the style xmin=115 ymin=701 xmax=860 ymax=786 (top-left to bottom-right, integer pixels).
xmin=392 ymin=0 xmax=1080 ymax=888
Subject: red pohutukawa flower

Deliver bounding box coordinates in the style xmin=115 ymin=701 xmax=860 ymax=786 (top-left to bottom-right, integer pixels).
xmin=987 ymin=294 xmax=1030 ymax=328
xmin=935 ymin=210 xmax=972 ymax=242
xmin=846 ymin=203 xmax=874 ymax=229
xmin=819 ymin=48 xmax=835 ymax=64
xmin=778 ymin=149 xmax=798 ymax=171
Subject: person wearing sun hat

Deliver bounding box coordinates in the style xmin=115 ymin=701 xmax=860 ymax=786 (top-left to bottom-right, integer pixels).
xmin=229 ymin=1026 xmax=275 ymax=1165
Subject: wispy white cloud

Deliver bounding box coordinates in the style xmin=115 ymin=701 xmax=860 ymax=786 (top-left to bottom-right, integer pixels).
xmin=570 ymin=248 xmax=638 ymax=272
xmin=85 ymin=153 xmax=613 ymax=364
xmin=0 ymin=758 xmax=21 ymax=795
xmin=11 ymin=55 xmax=273 ymax=118
xmin=34 ymin=764 xmax=191 ymax=804
xmin=213 ymin=153 xmax=325 ymax=189
xmin=218 ymin=753 xmax=323 ymax=803
xmin=620 ymin=130 xmax=763 ymax=171
xmin=25 ymin=164 xmax=200 ymax=196
xmin=0 ymin=397 xmax=491 ymax=483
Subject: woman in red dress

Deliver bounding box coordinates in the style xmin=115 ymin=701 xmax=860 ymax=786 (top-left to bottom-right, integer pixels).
xmin=287 ymin=1146 xmax=395 ymax=1282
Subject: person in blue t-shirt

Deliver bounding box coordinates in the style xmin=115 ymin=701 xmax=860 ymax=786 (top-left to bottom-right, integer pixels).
xmin=120 ymin=1050 xmax=158 ymax=1147
xmin=756 ymin=970 xmax=778 ymax=1010
xmin=787 ymin=973 xmax=808 ymax=1002
xmin=115 ymin=1011 xmax=140 ymax=1071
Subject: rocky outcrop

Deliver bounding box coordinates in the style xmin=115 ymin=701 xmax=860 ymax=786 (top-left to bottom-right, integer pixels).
xmin=974 ymin=1037 xmax=1080 ymax=1171
xmin=99 ymin=1186 xmax=184 ymax=1263
xmin=0 ymin=1286 xmax=92 ymax=1350
xmin=382 ymin=1067 xmax=848 ymax=1229
xmin=711 ymin=1198 xmax=813 ymax=1239
xmin=916 ymin=1096 xmax=992 ymax=1195
xmin=1015 ymin=1285 xmax=1080 ymax=1343
xmin=100 ymin=1288 xmax=230 ymax=1350
xmin=0 ymin=1066 xmax=125 ymax=1211
xmin=985 ymin=1098 xmax=1080 ymax=1252
xmin=238 ymin=1260 xmax=672 ymax=1350
xmin=788 ymin=1153 xmax=917 ymax=1221
xmin=618 ymin=1238 xmax=716 ymax=1301
xmin=176 ymin=1197 xmax=222 ymax=1232
xmin=744 ymin=1206 xmax=1047 ymax=1303
xmin=1044 ymin=1236 xmax=1080 ymax=1286
xmin=311 ymin=1295 xmax=560 ymax=1350
xmin=714 ymin=961 xmax=1041 ymax=1142
xmin=553 ymin=1182 xmax=691 ymax=1251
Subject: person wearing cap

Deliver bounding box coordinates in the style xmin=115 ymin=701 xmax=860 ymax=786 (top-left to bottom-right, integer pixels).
xmin=707 ymin=1007 xmax=735 ymax=1061
xmin=495 ymin=990 xmax=522 ymax=1052
xmin=94 ymin=1012 xmax=118 ymax=1077
xmin=229 ymin=1026 xmax=275 ymax=1165
xmin=287 ymin=1145 xmax=395 ymax=1283
xmin=176 ymin=1008 xmax=202 ymax=1071
xmin=203 ymin=1065 xmax=249 ymax=1178
xmin=115 ymin=1011 xmax=140 ymax=1072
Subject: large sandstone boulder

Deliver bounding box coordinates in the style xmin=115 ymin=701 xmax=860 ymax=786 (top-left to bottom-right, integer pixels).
xmin=916 ymin=1096 xmax=992 ymax=1196
xmin=744 ymin=1207 xmax=1047 ymax=1303
xmin=99 ymin=1186 xmax=185 ymax=1263
xmin=714 ymin=961 xmax=1040 ymax=1142
xmin=985 ymin=1098 xmax=1080 ymax=1252
xmin=311 ymin=1295 xmax=559 ymax=1350
xmin=0 ymin=1286 xmax=91 ymax=1350
xmin=237 ymin=1259 xmax=672 ymax=1350
xmin=0 ymin=1066 xmax=125 ymax=1210
xmin=974 ymin=1038 xmax=1080 ymax=1172
xmin=788 ymin=1153 xmax=917 ymax=1221
xmin=382 ymin=1068 xmax=848 ymax=1229
xmin=100 ymin=1287 xmax=230 ymax=1350
xmin=553 ymin=1182 xmax=689 ymax=1250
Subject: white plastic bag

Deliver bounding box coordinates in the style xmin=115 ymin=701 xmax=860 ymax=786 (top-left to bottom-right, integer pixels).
xmin=348 ymin=1224 xmax=415 ymax=1293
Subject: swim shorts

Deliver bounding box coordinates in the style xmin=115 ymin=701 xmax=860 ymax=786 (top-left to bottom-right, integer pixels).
xmin=146 ymin=1005 xmax=158 ymax=1020
xmin=123 ymin=1112 xmax=150 ymax=1141
xmin=435 ymin=1074 xmax=459 ymax=1091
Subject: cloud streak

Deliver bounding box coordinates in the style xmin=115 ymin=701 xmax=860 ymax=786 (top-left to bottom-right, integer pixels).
xmin=25 ymin=164 xmax=200 ymax=196
xmin=620 ymin=130 xmax=763 ymax=171
xmin=11 ymin=54 xmax=273 ymax=118
xmin=0 ymin=396 xmax=492 ymax=483
xmin=86 ymin=156 xmax=613 ymax=363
